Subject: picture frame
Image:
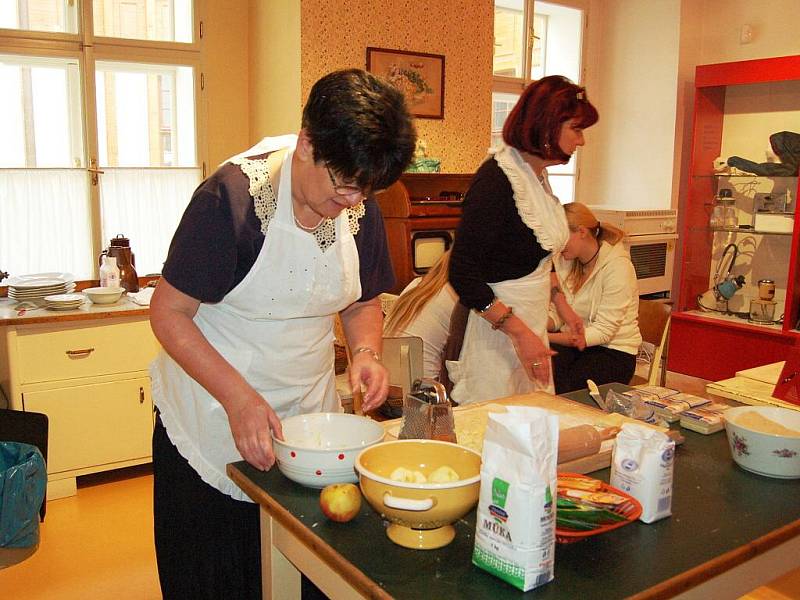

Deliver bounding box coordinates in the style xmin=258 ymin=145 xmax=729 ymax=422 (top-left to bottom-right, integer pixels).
xmin=366 ymin=47 xmax=445 ymax=119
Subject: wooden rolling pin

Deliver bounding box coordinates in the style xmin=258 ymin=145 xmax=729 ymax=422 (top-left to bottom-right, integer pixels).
xmin=558 ymin=425 xmax=620 ymax=463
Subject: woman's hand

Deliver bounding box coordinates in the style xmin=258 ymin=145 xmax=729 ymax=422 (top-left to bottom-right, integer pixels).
xmin=510 ymin=326 xmax=558 ymax=384
xmin=563 ymin=312 xmax=587 ymax=350
xmin=150 ymin=279 xmax=283 ymax=471
xmin=340 ymin=296 xmax=389 ymax=412
xmin=479 ymin=300 xmax=556 ymax=385
xmin=227 ymin=392 xmax=284 ymax=470
xmin=349 ymin=351 xmax=390 ymax=412
xmin=549 ymin=330 xmax=587 ymax=350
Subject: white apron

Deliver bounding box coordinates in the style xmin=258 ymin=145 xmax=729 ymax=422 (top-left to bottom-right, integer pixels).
xmin=447 ymin=142 xmax=569 ymax=406
xmin=150 ymin=143 xmax=361 ymax=500
xmin=448 ymin=259 xmax=554 ymax=405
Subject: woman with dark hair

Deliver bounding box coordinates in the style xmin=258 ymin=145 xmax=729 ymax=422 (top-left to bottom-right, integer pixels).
xmin=148 ymin=69 xmax=416 ymax=598
xmin=448 ymin=75 xmax=598 ymax=404
xmin=548 ymin=202 xmax=642 ymax=394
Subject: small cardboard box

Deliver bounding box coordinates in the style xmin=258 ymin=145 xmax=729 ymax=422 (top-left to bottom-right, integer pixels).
xmin=754 ymin=212 xmax=793 ymax=233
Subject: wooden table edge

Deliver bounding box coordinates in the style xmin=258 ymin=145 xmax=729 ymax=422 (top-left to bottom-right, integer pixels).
xmin=627 ymin=518 xmax=800 ymax=600
xmin=227 ymin=463 xmax=392 ymax=600
xmin=0 ymin=307 xmax=149 ymax=326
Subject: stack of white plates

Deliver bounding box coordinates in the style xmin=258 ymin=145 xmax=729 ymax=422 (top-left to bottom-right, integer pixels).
xmin=44 ymin=293 xmax=85 ymax=311
xmin=7 ymin=272 xmax=76 ymax=304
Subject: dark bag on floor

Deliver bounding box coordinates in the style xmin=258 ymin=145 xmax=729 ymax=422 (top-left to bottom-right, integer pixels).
xmin=0 ymin=442 xmax=46 ymax=548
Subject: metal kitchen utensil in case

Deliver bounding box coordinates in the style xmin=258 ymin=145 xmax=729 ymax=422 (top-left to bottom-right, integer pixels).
xmin=398 ymin=378 xmax=457 ymax=443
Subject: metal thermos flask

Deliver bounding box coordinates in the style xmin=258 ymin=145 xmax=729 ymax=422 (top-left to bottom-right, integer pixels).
xmin=99 ymin=234 xmax=139 ymax=292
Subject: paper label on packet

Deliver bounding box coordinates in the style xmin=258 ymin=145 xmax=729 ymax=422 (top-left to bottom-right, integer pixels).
xmin=610 ymin=423 xmax=674 ymax=523
xmin=472 ymin=408 xmax=558 ymax=592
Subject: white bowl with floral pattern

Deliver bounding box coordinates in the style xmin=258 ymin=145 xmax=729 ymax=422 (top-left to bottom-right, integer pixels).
xmin=273 ymin=412 xmax=385 ymax=488
xmin=724 ymin=406 xmax=800 ymax=479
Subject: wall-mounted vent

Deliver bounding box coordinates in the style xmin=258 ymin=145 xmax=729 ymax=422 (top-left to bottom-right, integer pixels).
xmin=630 ymin=243 xmax=668 ymax=280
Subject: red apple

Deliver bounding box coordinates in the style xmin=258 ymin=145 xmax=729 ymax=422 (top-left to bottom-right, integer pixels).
xmin=319 ymin=483 xmax=362 ymax=522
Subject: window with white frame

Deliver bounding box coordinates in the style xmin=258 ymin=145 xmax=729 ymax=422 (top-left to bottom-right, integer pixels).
xmin=492 ymin=0 xmax=585 ymax=203
xmin=0 ymin=0 xmax=202 ymax=282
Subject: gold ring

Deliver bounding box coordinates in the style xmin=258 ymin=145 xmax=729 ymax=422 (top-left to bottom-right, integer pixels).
xmin=532 ymin=361 xmax=542 ymax=368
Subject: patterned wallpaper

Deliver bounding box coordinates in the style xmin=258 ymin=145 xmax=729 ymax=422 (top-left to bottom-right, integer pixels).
xmin=300 ymin=0 xmax=493 ymax=174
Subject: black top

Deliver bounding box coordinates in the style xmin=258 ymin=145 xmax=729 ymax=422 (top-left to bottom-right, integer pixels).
xmin=162 ymin=162 xmax=395 ymax=303
xmin=449 ymin=158 xmax=550 ymax=310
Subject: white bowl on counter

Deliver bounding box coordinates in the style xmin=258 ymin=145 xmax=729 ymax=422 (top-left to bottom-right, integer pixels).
xmin=83 ymin=286 xmax=125 ymax=304
xmin=273 ymin=412 xmax=385 ymax=488
xmin=724 ymin=406 xmax=800 ymax=479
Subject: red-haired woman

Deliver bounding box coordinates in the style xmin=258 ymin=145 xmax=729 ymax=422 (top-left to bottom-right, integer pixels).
xmin=448 ymin=75 xmax=598 ymax=404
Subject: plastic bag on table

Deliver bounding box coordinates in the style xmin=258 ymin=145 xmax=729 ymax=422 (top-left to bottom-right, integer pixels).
xmin=0 ymin=442 xmax=46 ymax=548
xmin=603 ymin=389 xmax=666 ymax=427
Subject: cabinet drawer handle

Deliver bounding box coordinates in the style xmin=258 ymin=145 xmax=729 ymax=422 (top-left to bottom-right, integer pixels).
xmin=66 ymin=348 xmax=95 ymax=357
xmin=139 ymin=387 xmax=145 ymax=404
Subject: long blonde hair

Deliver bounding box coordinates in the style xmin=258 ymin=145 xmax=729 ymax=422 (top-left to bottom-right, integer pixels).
xmin=564 ymin=202 xmax=625 ymax=293
xmin=384 ymin=250 xmax=451 ymax=336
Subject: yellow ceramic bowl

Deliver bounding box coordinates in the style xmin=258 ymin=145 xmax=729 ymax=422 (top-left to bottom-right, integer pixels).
xmin=355 ymin=439 xmax=481 ymax=549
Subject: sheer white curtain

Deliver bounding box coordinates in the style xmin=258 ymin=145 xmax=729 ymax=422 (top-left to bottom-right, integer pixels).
xmin=99 ymin=167 xmax=200 ymax=276
xmin=0 ymin=169 xmax=93 ymax=278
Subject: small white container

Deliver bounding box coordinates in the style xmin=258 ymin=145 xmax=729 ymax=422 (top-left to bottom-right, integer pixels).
xmin=720 ymin=198 xmax=737 ymax=228
xmin=99 ymin=255 xmax=120 ymax=288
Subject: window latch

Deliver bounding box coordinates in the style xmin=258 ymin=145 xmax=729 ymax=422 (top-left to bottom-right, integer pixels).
xmin=88 ymin=158 xmax=105 ymax=186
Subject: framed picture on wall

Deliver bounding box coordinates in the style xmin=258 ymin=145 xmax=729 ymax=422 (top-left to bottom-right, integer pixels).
xmin=366 ymin=47 xmax=445 ymax=119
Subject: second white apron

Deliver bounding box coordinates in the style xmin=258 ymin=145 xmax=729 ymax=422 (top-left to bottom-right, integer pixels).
xmin=447 ymin=258 xmax=554 ymax=406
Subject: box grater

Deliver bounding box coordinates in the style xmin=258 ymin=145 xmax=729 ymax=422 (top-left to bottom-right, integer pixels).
xmin=398 ymin=378 xmax=457 ymax=443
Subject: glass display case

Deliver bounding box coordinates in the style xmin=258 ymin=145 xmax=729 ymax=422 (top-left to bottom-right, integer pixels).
xmin=670 ymin=55 xmax=800 ymax=380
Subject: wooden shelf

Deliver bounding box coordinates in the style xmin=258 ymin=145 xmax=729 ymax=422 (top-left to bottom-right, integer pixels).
xmin=710 ymin=227 xmax=793 ymax=236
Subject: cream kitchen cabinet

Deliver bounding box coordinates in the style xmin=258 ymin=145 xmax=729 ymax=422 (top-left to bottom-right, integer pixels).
xmin=0 ymin=314 xmax=160 ymax=499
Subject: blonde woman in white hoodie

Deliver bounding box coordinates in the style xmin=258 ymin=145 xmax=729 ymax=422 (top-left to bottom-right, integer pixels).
xmin=548 ymin=202 xmax=642 ymax=394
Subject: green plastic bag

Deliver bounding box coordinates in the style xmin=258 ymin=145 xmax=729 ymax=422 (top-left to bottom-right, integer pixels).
xmin=0 ymin=442 xmax=46 ymax=548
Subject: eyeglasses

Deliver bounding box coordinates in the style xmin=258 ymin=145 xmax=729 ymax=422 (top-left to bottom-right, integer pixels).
xmin=325 ymin=164 xmax=367 ymax=201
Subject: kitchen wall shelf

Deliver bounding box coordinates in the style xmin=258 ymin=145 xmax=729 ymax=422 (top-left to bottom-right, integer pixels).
xmin=697 ymin=174 xmax=787 ymax=179
xmin=670 ymin=54 xmax=800 ymax=380
xmin=708 ymin=227 xmax=793 ymax=235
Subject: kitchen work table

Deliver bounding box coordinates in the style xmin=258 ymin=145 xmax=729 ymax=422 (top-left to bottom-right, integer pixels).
xmin=228 ymin=384 xmax=800 ymax=600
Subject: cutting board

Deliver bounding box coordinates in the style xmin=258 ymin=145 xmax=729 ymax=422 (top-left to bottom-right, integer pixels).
xmin=382 ymin=391 xmax=684 ymax=475
xmin=735 ymin=361 xmax=785 ymax=385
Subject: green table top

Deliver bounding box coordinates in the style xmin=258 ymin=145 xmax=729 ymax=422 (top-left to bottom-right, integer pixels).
xmin=230 ymin=384 xmax=800 ymax=599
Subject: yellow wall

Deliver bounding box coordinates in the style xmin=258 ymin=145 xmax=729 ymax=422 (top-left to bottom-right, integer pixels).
xmin=249 ymin=0 xmax=302 ymax=140
xmin=202 ymin=0 xmax=250 ymax=168
xmin=299 ymin=0 xmax=494 ymax=174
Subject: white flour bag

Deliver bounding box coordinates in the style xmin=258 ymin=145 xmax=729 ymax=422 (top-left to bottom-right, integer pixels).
xmin=610 ymin=423 xmax=675 ymax=523
xmin=472 ymin=407 xmax=559 ymax=592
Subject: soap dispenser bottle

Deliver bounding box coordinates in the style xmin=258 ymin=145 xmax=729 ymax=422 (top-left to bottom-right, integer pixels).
xmin=99 ymin=255 xmax=121 ymax=288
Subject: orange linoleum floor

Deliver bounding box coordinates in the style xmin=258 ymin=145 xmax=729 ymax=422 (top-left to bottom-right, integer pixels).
xmin=0 ymin=465 xmax=160 ymax=600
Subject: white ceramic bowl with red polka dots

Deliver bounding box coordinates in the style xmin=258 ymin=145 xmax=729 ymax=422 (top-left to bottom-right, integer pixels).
xmin=273 ymin=412 xmax=385 ymax=488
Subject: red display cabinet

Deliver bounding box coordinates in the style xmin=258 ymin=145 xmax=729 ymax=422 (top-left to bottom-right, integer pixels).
xmin=670 ymin=55 xmax=800 ymax=380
